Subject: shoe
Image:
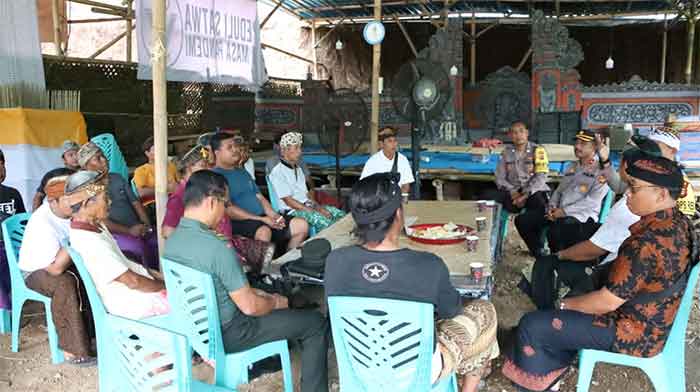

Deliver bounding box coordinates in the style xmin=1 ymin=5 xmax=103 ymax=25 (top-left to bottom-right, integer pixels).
xmin=66 ymin=356 xmax=98 ymax=368
xmin=248 ymin=355 xmax=282 ymax=380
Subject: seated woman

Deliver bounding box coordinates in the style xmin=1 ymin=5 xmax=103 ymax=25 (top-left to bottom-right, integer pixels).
xmin=162 ymin=145 xmax=274 ymax=273
xmin=325 ymin=173 xmax=499 ymax=392
xmin=503 ymin=154 xmax=695 ymax=392
xmin=268 ymin=131 xmax=345 ymax=233
xmin=66 ymin=171 xmax=169 ymax=320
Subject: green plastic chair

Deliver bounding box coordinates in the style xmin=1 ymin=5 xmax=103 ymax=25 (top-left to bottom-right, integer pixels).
xmin=161 ymin=258 xmax=294 ymax=391
xmin=576 ymin=262 xmax=700 ymax=392
xmin=91 ymin=133 xmax=129 ymax=180
xmin=2 ymin=213 xmax=64 ymax=364
xmin=328 ymin=296 xmax=458 ymax=392
xmin=105 ymin=313 xmax=232 ymax=392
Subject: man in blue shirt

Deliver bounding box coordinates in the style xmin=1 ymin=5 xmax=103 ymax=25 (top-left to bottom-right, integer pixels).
xmin=210 ymin=132 xmax=309 ymax=253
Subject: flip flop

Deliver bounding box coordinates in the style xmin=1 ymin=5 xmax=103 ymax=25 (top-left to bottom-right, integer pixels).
xmin=66 ymin=356 xmax=98 ymax=368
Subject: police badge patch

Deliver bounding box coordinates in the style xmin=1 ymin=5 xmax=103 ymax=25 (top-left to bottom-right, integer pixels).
xmin=361 ymin=262 xmax=390 ymax=283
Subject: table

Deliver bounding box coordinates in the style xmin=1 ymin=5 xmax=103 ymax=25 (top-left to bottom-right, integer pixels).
xmin=266 ymin=200 xmax=502 ymax=298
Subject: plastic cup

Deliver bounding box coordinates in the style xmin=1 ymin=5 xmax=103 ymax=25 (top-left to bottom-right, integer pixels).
xmin=476 ymin=200 xmax=487 ymax=212
xmin=470 ymin=262 xmax=485 ymax=282
xmin=466 ymin=235 xmax=479 ymax=252
xmin=475 ymin=217 xmax=487 ymax=232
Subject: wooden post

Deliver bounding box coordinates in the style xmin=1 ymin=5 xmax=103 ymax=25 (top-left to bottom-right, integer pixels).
xmin=152 ymin=0 xmax=168 ymax=255
xmin=370 ymin=0 xmax=382 ymax=154
xmin=686 ymin=16 xmax=696 ymax=84
xmin=311 ymin=21 xmax=318 ymax=79
xmin=661 ymin=15 xmax=668 ymax=83
xmin=52 ymin=0 xmax=64 ymax=56
xmin=126 ymin=0 xmax=133 ymax=62
xmin=470 ymin=12 xmax=476 ymax=86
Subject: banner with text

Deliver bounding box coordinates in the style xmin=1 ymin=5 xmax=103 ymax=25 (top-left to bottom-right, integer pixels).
xmin=136 ymin=0 xmax=266 ymax=89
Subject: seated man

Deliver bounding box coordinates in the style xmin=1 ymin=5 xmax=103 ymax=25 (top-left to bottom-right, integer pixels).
xmin=32 ymin=140 xmax=80 ymax=210
xmin=515 ymin=130 xmax=609 ymax=257
xmin=66 ymin=170 xmax=169 ymax=320
xmin=489 ymin=121 xmax=549 ymax=214
xmin=211 ymin=132 xmax=308 ymax=252
xmin=132 ymin=136 xmax=179 ymax=206
xmin=0 ymin=149 xmax=26 ymax=315
xmin=503 ymin=154 xmax=694 ymax=392
xmin=325 ymin=173 xmax=499 ymax=392
xmin=266 ymin=133 xmax=314 ymax=191
xmin=268 ymin=131 xmax=345 ymax=233
xmin=19 ymin=173 xmax=96 ymax=366
xmin=78 ymin=142 xmax=159 ymax=269
xmin=360 ymin=127 xmax=415 ymax=195
xmin=164 ymin=170 xmax=328 ymax=392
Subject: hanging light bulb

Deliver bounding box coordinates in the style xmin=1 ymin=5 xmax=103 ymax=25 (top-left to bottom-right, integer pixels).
xmin=605 ymin=56 xmax=614 ymax=70
xmin=335 ymin=39 xmax=343 ymax=50
xmin=450 ymin=65 xmax=458 ymax=76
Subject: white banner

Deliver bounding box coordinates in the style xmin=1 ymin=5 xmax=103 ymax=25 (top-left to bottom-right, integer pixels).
xmin=136 ymin=0 xmax=266 ymax=88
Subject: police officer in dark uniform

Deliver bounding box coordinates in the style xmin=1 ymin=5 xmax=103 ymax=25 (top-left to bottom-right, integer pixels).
xmin=515 ymin=130 xmax=610 ymax=257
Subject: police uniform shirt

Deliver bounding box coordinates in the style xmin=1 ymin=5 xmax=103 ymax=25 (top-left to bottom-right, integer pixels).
xmin=549 ymin=158 xmax=610 ymax=223
xmin=360 ymin=150 xmax=415 ymax=186
xmin=164 ymin=218 xmax=254 ymax=338
xmin=494 ymin=141 xmax=550 ymax=194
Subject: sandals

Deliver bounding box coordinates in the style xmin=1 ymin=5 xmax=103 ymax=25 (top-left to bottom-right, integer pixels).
xmin=66 ymin=356 xmax=98 ymax=367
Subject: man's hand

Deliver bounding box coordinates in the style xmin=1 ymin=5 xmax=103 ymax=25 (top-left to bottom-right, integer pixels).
xmin=317 ymin=207 xmax=332 ymax=219
xmin=514 ymin=194 xmax=528 ymax=208
xmin=595 ymin=134 xmax=610 ymax=163
xmin=509 ymin=190 xmax=521 ymax=201
xmin=262 ymin=215 xmax=286 ymax=230
xmin=273 ymin=294 xmax=289 ymax=309
xmin=546 ymin=208 xmax=565 ymax=221
xmin=128 ymin=224 xmax=146 ymax=238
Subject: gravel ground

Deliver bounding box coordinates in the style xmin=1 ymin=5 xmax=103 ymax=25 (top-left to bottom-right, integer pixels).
xmin=1 ymin=218 xmax=699 ymax=391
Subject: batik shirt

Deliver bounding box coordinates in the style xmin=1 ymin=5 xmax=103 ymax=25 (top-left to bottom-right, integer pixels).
xmin=593 ymin=208 xmax=691 ymax=357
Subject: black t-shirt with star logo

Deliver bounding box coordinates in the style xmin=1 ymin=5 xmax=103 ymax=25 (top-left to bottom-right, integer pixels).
xmin=325 ymin=245 xmax=461 ymax=320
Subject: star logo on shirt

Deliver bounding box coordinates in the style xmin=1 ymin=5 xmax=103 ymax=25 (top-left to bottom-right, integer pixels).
xmin=362 ymin=262 xmax=389 ymax=283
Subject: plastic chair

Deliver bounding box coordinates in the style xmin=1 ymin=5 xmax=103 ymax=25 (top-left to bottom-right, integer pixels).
xmin=67 ymin=247 xmax=173 ymax=391
xmin=105 ymin=313 xmax=232 ymax=392
xmin=328 ymin=296 xmax=458 ymax=392
xmin=2 ymin=213 xmax=64 ymax=364
xmin=576 ymin=262 xmax=700 ymax=392
xmin=161 ymin=258 xmax=294 ymax=391
xmin=130 ymin=177 xmax=140 ymax=199
xmin=598 ymin=189 xmax=614 ymax=225
xmin=91 ymin=133 xmax=129 ymax=180
xmin=266 ymin=176 xmax=317 ymax=237
xmin=0 ymin=309 xmax=9 ymax=334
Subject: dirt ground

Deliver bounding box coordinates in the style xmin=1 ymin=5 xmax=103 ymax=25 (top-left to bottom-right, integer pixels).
xmin=1 ymin=218 xmax=700 ymax=391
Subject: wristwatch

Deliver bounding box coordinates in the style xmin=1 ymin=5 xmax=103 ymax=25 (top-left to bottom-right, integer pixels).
xmin=599 ymin=158 xmax=610 ymax=170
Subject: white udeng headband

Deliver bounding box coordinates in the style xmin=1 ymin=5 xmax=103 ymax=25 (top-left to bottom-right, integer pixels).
xmin=280 ymin=132 xmax=303 ymax=148
xmin=648 ymin=129 xmax=680 ymax=151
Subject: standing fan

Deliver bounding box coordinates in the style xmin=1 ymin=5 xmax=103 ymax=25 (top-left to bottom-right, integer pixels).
xmin=317 ymin=88 xmax=369 ymax=200
xmin=390 ymin=58 xmax=451 ymax=198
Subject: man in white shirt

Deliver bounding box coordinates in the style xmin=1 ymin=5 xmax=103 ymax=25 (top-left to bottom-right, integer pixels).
xmin=269 ymin=131 xmax=345 ymax=233
xmin=18 ymin=174 xmax=96 ymax=366
xmin=65 ymin=171 xmax=169 ymax=320
xmin=360 ymin=127 xmax=414 ymax=194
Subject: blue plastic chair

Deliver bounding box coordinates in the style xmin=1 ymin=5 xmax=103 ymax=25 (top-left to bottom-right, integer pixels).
xmin=266 ymin=176 xmax=317 ymax=237
xmin=105 ymin=313 xmax=232 ymax=392
xmin=0 ymin=309 xmax=9 ymax=334
xmin=2 ymin=213 xmax=64 ymax=364
xmin=576 ymin=262 xmax=700 ymax=392
xmin=92 ymin=133 xmax=129 ymax=180
xmin=67 ymin=247 xmax=173 ymax=391
xmin=597 ymin=189 xmax=614 ymax=225
xmin=328 ymin=296 xmax=458 ymax=392
xmin=161 ymin=258 xmax=294 ymax=391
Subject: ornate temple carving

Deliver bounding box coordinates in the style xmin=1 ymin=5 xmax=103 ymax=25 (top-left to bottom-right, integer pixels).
xmin=477 ymin=66 xmax=531 ymax=130
xmin=587 ymin=103 xmax=693 ymax=125
xmin=584 ymin=75 xmax=700 ymax=93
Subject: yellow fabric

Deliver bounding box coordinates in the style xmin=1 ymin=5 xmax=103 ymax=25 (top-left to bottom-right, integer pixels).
xmin=133 ymin=162 xmax=179 ymax=189
xmin=677 ymin=176 xmax=696 ymax=217
xmin=534 ymin=146 xmax=549 ymax=174
xmin=0 ymin=108 xmax=87 ymax=147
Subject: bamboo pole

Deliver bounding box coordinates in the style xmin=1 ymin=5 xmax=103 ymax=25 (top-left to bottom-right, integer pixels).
xmin=394 ymin=15 xmax=418 ymax=57
xmin=370 ymin=0 xmax=382 ymax=154
xmin=311 ymin=21 xmax=318 ymax=78
xmin=261 ymin=0 xmax=284 ymax=28
xmin=686 ymin=16 xmax=696 ymax=84
xmin=68 ymin=17 xmax=127 ymax=23
xmin=152 ymin=0 xmax=168 ymax=255
xmin=126 ymin=0 xmax=133 ymax=62
xmin=88 ymin=28 xmax=131 ymax=59
xmin=315 ymin=19 xmax=345 ymax=48
xmin=517 ymin=46 xmax=533 ymax=71
xmin=68 ymin=0 xmax=126 ymax=12
xmin=261 ymin=43 xmax=314 ymax=63
xmin=470 ymin=12 xmax=476 ymax=85
xmin=661 ymin=14 xmax=668 ymax=83
xmin=52 ymin=0 xmax=64 ymax=56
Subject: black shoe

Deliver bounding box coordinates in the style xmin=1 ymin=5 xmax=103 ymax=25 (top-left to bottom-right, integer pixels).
xmin=248 ymin=355 xmax=282 ymax=381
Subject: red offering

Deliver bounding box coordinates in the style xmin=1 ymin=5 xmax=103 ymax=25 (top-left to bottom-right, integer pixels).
xmin=407 ymin=223 xmax=474 ymax=245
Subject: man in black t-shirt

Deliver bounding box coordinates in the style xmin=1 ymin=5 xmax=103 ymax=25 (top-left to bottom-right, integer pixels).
xmin=0 ymin=149 xmax=26 ymax=313
xmin=324 ymin=173 xmax=499 ymax=392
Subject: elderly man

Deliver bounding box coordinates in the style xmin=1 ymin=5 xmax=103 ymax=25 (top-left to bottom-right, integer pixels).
xmin=503 ymin=154 xmax=695 ymax=392
xmin=211 ymin=132 xmax=308 ymax=252
xmin=266 ymin=133 xmax=314 ymax=191
xmin=515 ymin=130 xmax=610 ymax=257
xmin=19 ymin=172 xmax=96 ymax=366
xmin=78 ymin=142 xmax=158 ymax=269
xmin=268 ymin=131 xmax=345 ymax=233
xmin=490 ymin=121 xmax=549 ymax=213
xmin=360 ymin=127 xmax=414 ymax=195
xmin=164 ymin=170 xmax=329 ymax=392
xmin=66 ymin=171 xmax=169 ymax=320
xmin=32 ymin=141 xmax=80 ymax=210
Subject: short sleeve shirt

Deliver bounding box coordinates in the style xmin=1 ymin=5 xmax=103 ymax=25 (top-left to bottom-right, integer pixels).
xmin=589 ymin=195 xmax=640 ymax=264
xmin=164 ymin=218 xmax=252 ymax=336
xmin=325 ymin=246 xmax=461 ymax=320
xmin=133 ymin=162 xmax=179 ymax=189
xmin=212 ymin=167 xmax=264 ymax=216
xmin=69 ymin=222 xmax=163 ymax=320
xmin=18 ymin=203 xmax=70 ymax=274
xmin=163 ymin=181 xmax=233 ymax=240
xmin=360 ymin=151 xmax=415 ymax=186
xmin=0 ymin=184 xmax=25 ymax=217
xmin=106 ymin=173 xmax=140 ymax=226
xmin=268 ymin=160 xmax=309 ymax=212
xmin=592 ymin=208 xmax=691 ymax=357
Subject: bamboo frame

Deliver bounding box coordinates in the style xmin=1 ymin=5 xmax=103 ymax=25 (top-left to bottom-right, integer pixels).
xmin=311 ymin=21 xmax=318 ymax=78
xmin=52 ymin=0 xmax=64 ymax=57
xmin=516 ymin=46 xmax=533 ymax=71
xmin=314 ymin=19 xmax=345 ymax=48
xmin=90 ymin=7 xmax=127 ymax=17
xmin=67 ymin=17 xmax=127 ymax=23
xmin=126 ymin=0 xmax=133 ymax=62
xmin=152 ymin=0 xmax=168 ymax=254
xmin=370 ymin=0 xmax=382 ymax=154
xmin=88 ymin=25 xmax=134 ymax=59
xmin=67 ymin=0 xmax=126 ymax=12
xmin=394 ymin=15 xmax=418 ymax=57
xmin=261 ymin=0 xmax=285 ymax=28
xmin=262 ymin=43 xmax=314 ymax=63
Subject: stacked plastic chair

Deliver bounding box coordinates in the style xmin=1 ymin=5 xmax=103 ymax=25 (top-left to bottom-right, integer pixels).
xmin=161 ymin=258 xmax=294 ymax=391
xmin=91 ymin=133 xmax=129 ymax=179
xmin=328 ymin=296 xmax=458 ymax=392
xmin=2 ymin=213 xmax=64 ymax=364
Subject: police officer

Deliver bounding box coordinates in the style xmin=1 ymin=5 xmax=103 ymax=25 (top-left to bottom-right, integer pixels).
xmin=515 ymin=130 xmax=610 ymax=257
xmin=491 ymin=121 xmax=550 ymax=213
